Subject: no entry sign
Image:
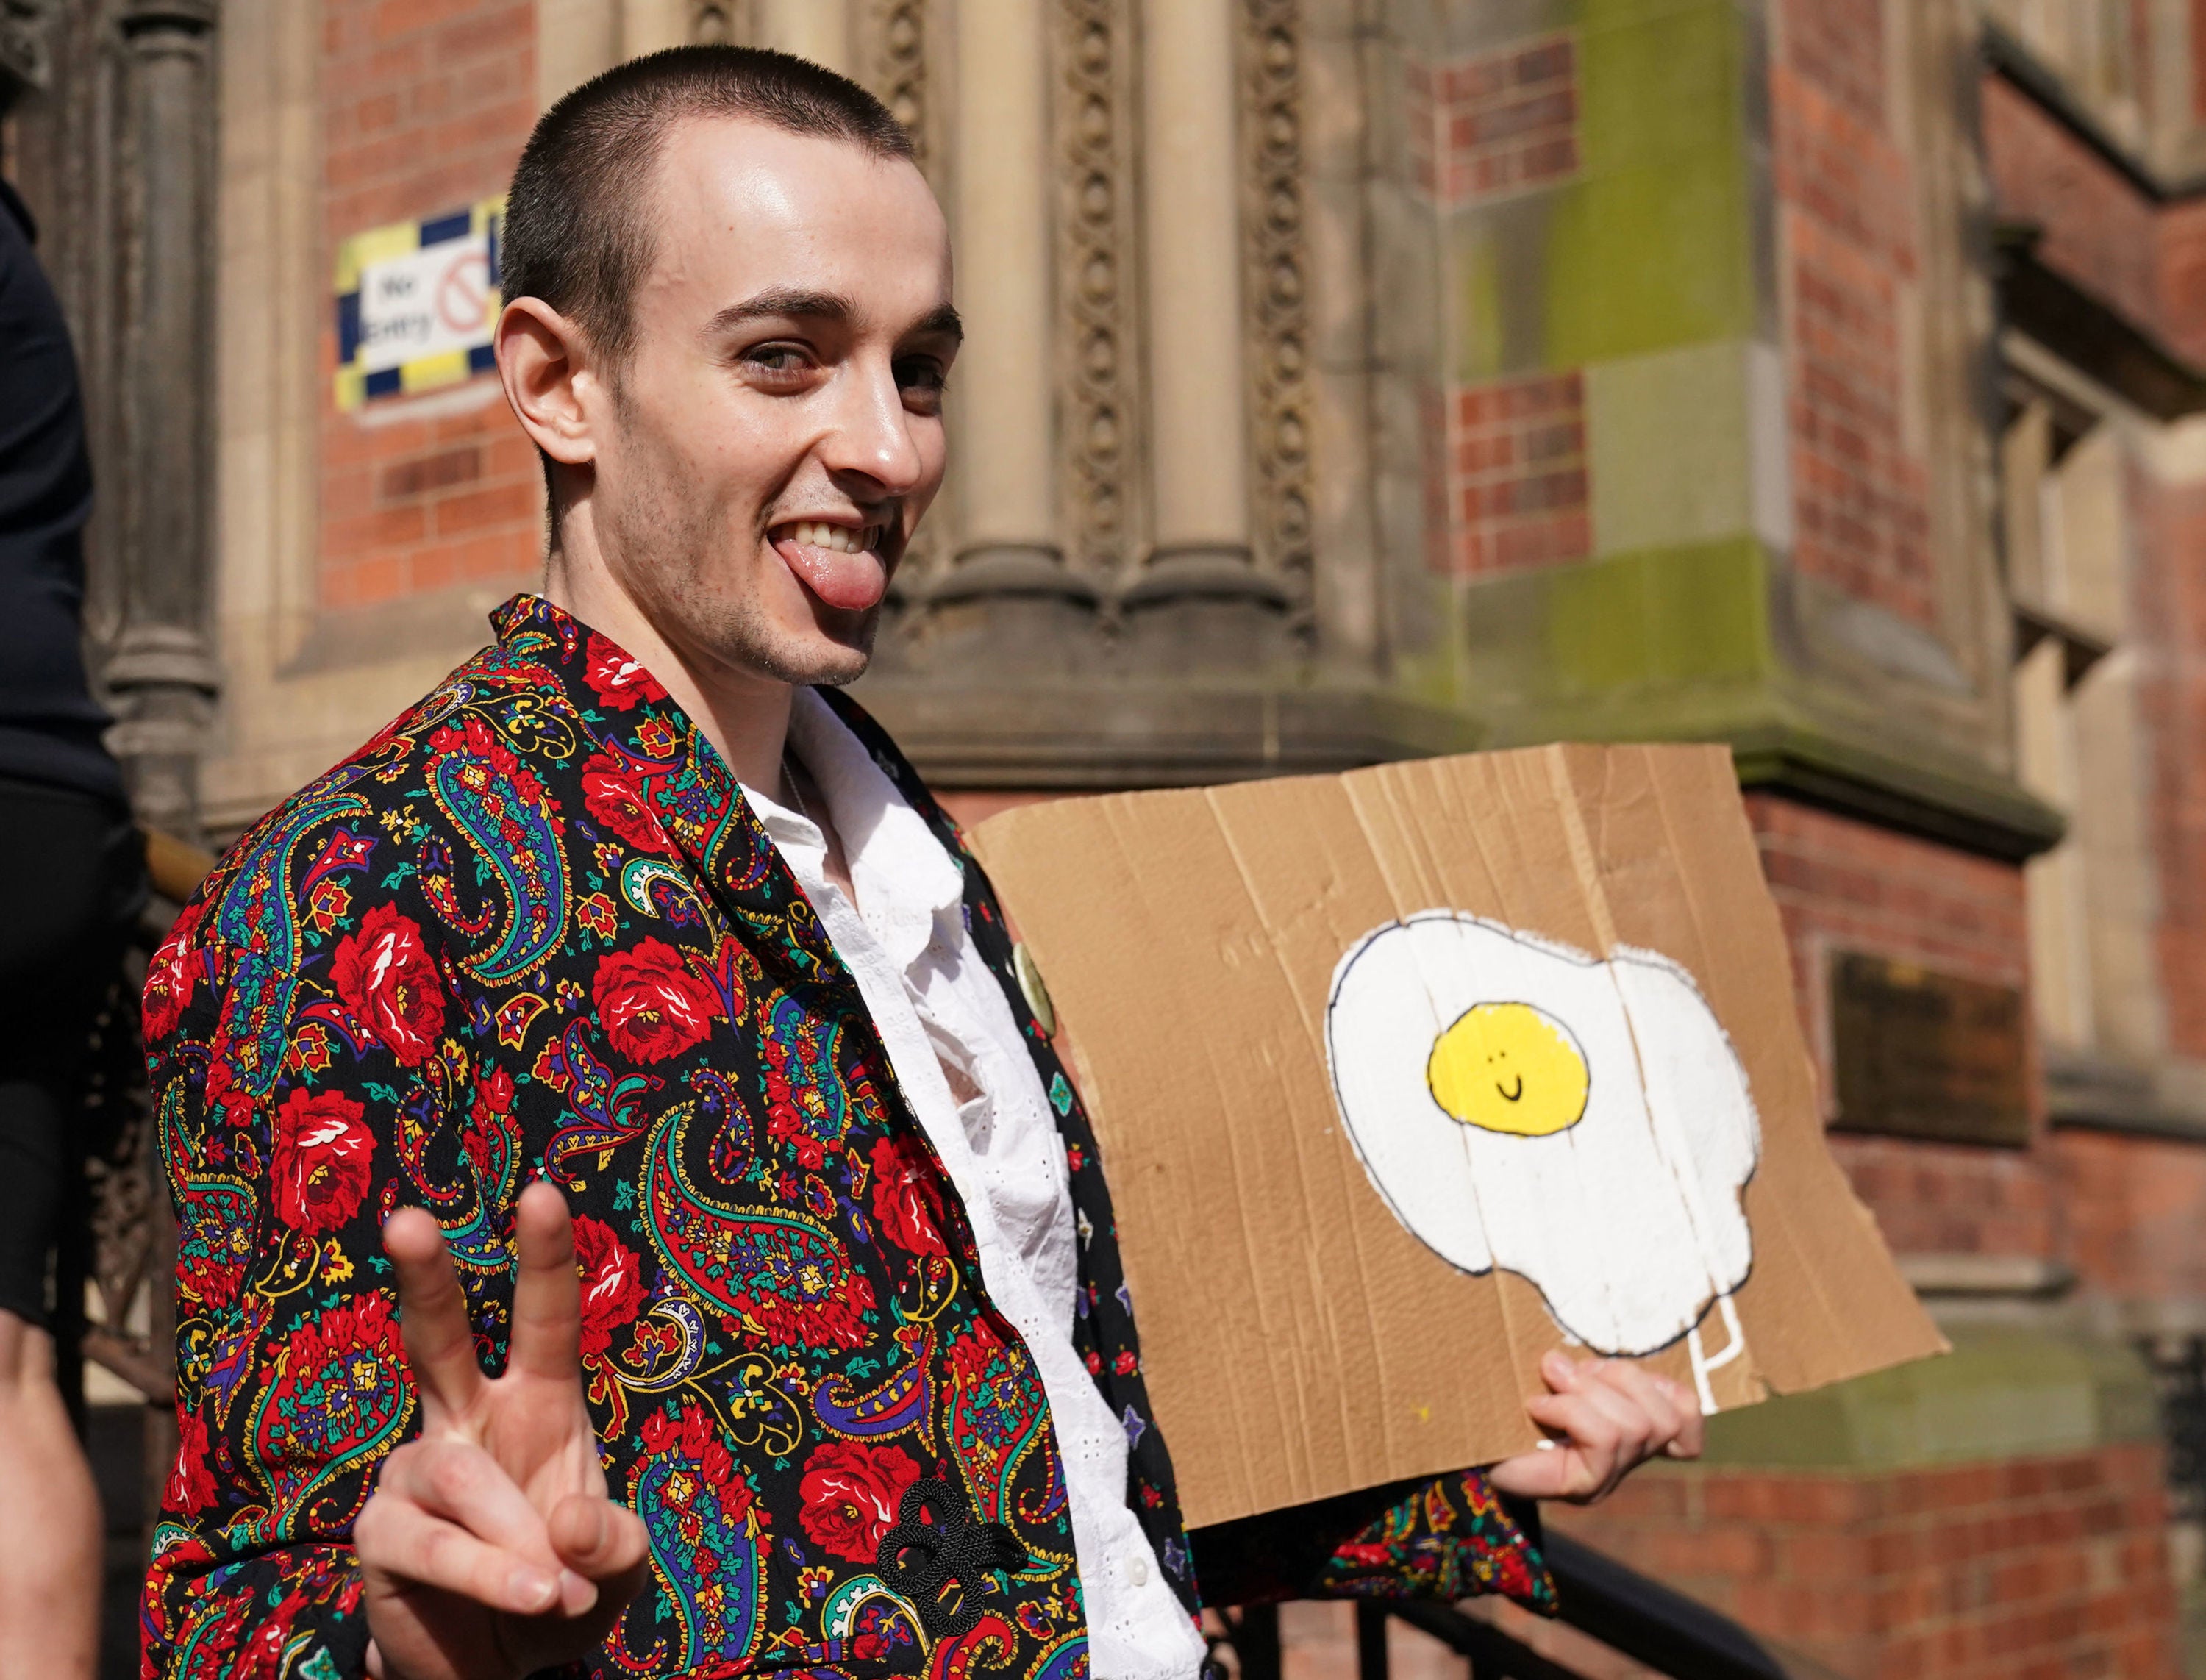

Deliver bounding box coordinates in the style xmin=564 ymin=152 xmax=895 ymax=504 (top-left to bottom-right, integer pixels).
xmin=335 ymin=199 xmax=504 ymax=410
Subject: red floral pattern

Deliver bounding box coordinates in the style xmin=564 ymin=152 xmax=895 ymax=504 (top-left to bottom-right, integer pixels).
xmin=591 ymin=938 xmax=718 ymax=1065
xmin=574 ymin=1214 xmax=646 ymax=1360
xmin=585 ymin=633 xmax=670 ymax=712
xmin=269 ymin=1088 xmax=374 ymax=1234
xmin=329 ymin=903 xmax=446 ymax=1066
xmin=166 ymin=1410 xmax=218 ymax=1514
xmin=868 ymin=1133 xmax=948 ymax=1259
xmin=797 ymin=1440 xmax=921 ymax=1564
xmin=581 ymin=751 xmax=673 ymax=854
xmin=142 ymin=899 xmax=202 ymax=1042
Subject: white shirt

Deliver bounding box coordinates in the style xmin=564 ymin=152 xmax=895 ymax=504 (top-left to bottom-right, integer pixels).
xmin=742 ymin=690 xmax=1206 ymax=1680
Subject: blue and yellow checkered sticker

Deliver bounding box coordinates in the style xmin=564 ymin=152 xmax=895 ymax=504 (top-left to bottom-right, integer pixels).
xmin=335 ymin=198 xmax=504 ymax=411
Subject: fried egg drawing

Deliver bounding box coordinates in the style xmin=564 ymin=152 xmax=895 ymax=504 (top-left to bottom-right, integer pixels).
xmin=1325 ymin=912 xmax=1759 ymax=1385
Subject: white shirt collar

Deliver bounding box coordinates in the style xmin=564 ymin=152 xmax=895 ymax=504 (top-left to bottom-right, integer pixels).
xmin=740 ymin=688 xmax=965 ymax=975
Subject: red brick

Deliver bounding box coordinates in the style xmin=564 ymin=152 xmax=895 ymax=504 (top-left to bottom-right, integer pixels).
xmin=1432 ymin=369 xmax=1591 ymax=577
xmin=380 ymin=445 xmax=481 ymax=501
xmin=1771 ymin=46 xmax=1932 ymax=626
xmin=317 ymin=0 xmax=537 ymax=615
xmin=324 ymin=504 xmax=426 ymax=558
xmin=431 ymin=479 xmax=536 ymax=537
xmin=1411 ymin=33 xmax=1579 ymax=209
xmin=1742 ymin=794 xmax=2051 ymax=1254
xmin=1555 ymin=1447 xmax=2180 ymax=1679
xmin=435 ymin=2 xmax=534 ymax=65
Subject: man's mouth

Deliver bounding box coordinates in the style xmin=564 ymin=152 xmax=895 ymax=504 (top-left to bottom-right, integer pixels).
xmin=770 ymin=519 xmax=893 ymax=612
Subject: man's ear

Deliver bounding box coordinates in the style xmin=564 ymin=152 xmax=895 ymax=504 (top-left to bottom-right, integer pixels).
xmin=496 ymin=296 xmax=599 ymax=468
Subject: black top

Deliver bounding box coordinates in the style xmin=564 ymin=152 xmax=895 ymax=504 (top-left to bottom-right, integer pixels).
xmin=0 ymin=176 xmax=123 ymax=804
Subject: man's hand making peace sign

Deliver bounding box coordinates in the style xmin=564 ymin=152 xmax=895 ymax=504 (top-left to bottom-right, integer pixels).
xmin=355 ymin=1181 xmax=650 ymax=1680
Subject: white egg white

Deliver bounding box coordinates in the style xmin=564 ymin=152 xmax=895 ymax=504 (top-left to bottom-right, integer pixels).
xmin=1324 ymin=911 xmax=1760 ymax=1356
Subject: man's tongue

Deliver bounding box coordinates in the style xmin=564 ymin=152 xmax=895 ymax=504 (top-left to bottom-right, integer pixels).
xmin=774 ymin=529 xmax=887 ymax=612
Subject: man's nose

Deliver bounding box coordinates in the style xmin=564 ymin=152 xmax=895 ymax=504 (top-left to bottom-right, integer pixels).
xmin=821 ymin=357 xmax=926 ymax=495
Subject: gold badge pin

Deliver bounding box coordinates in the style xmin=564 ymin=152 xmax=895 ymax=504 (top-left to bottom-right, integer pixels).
xmin=1013 ymin=941 xmax=1057 ymax=1037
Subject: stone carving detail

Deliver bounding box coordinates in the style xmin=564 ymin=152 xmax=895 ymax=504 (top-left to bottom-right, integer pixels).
xmin=862 ymin=0 xmax=932 ymax=170
xmin=690 ymin=1 xmax=740 ymax=44
xmin=0 ymin=0 xmax=61 ymax=101
xmin=1239 ymin=0 xmax=1313 ymax=596
xmin=1055 ymin=0 xmax=1142 ymax=593
xmin=854 ymin=0 xmax=943 ymax=607
xmin=79 ymin=965 xmax=170 ymax=1405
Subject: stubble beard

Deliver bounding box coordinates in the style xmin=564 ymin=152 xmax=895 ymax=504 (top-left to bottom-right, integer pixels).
xmin=596 ymin=407 xmax=882 ymax=691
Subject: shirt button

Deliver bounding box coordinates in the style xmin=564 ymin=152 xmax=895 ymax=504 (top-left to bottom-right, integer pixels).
xmin=1128 ymin=1550 xmax=1151 ymax=1587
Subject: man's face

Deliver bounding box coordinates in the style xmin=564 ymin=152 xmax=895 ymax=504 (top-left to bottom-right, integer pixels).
xmin=583 ymin=118 xmax=958 ymax=687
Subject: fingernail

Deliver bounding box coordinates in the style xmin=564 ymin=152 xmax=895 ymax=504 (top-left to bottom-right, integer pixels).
xmin=559 ymin=1569 xmax=600 ymax=1617
xmin=510 ymin=1567 xmax=557 ymax=1612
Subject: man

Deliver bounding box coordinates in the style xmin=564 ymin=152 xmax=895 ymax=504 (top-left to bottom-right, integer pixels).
xmin=0 ymin=167 xmax=145 ymax=1679
xmin=143 ymin=48 xmax=1699 ymax=1680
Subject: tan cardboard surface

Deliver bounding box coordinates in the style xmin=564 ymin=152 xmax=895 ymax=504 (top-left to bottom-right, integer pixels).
xmin=970 ymin=743 xmax=1946 ymax=1529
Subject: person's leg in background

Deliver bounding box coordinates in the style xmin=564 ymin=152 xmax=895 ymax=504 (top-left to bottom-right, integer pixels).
xmin=0 ymin=1314 xmax=101 ymax=1676
xmin=0 ymin=779 xmax=146 ymax=1679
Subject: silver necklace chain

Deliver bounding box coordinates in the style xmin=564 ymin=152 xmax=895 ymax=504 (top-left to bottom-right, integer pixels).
xmin=782 ymin=748 xmax=814 ymax=827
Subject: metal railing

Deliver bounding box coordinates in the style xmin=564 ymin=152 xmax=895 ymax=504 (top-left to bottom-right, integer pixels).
xmin=1214 ymin=1530 xmax=1843 ymax=1680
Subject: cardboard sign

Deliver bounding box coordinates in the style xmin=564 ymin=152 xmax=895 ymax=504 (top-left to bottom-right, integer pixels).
xmin=969 ymin=743 xmax=1945 ymax=1529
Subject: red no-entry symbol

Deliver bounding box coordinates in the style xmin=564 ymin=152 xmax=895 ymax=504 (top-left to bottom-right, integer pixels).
xmin=435 ymin=248 xmax=491 ymax=334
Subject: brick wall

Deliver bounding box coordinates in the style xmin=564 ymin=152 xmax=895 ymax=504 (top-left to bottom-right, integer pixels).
xmin=1406 ymin=35 xmax=1579 ymax=209
xmin=1744 ymin=793 xmax=2052 ymax=1259
xmin=1980 ymin=71 xmax=2206 ymax=371
xmin=320 ymin=0 xmax=542 ymax=612
xmin=1405 ymin=32 xmax=1588 ymax=582
xmin=2056 ymin=1129 xmax=2206 ymax=1300
xmin=1772 ymin=0 xmax=1936 ymax=625
xmin=1243 ymin=1445 xmax=2176 ymax=1680
xmin=1981 ymin=75 xmax=2160 ymax=342
xmin=1432 ymin=370 xmax=1592 ymax=577
xmin=2128 ymin=464 xmax=2206 ymax=1063
xmin=1553 ymin=1445 xmax=2179 ymax=1680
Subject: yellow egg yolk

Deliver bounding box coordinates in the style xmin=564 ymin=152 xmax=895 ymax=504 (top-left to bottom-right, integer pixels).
xmin=1425 ymin=1001 xmax=1591 ymax=1136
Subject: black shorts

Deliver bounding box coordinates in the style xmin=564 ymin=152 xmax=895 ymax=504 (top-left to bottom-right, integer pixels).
xmin=0 ymin=776 xmax=145 ymax=1328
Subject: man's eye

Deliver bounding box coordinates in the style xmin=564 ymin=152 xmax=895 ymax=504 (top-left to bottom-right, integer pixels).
xmin=896 ymin=358 xmax=947 ymax=393
xmin=743 ymin=345 xmax=813 ymax=379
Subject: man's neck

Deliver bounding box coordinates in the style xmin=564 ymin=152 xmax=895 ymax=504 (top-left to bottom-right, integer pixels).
xmin=543 ymin=535 xmax=794 ymax=800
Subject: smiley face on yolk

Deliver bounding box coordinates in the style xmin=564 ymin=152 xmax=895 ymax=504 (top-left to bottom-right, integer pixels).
xmin=1425 ymin=1001 xmax=1591 ymax=1137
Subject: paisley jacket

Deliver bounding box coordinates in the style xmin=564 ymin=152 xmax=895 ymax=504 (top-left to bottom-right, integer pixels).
xmin=140 ymin=593 xmax=1552 ymax=1679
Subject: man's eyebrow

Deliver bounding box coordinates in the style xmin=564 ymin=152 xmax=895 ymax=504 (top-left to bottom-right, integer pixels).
xmin=702 ymin=290 xmax=964 ymax=345
xmin=912 ymin=304 xmax=965 ymax=344
xmin=704 ymin=288 xmax=855 ymax=335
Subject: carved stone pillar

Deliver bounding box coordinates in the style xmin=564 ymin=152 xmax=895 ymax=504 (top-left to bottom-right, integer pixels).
xmin=618 ymin=0 xmax=691 ymax=57
xmin=754 ymin=0 xmax=852 ymax=71
xmin=103 ymin=0 xmax=221 ymax=844
xmin=941 ymin=0 xmax=1084 ymax=604
xmin=1138 ymin=0 xmax=1249 ymax=569
xmin=538 ymin=0 xmax=617 ymax=104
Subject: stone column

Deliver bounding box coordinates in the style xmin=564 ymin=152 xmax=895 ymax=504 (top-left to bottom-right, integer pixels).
xmin=938 ymin=0 xmax=1074 ymax=600
xmin=1135 ymin=0 xmax=1260 ymax=593
xmin=619 ymin=0 xmax=693 ymax=58
xmin=105 ymin=0 xmax=222 ymax=844
xmin=538 ymin=0 xmax=618 ymax=108
xmin=756 ymin=0 xmax=852 ymax=73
